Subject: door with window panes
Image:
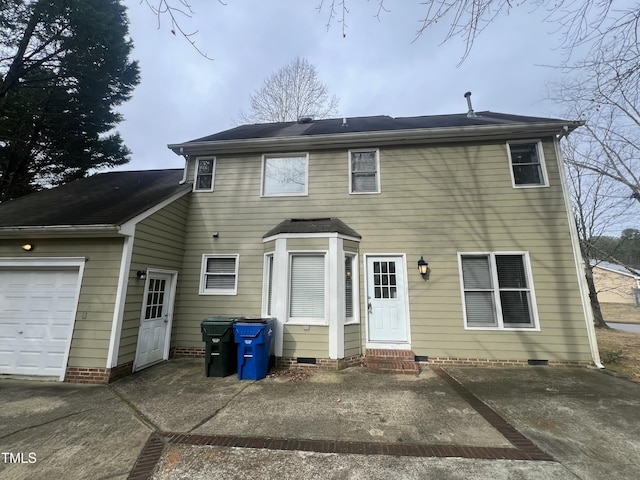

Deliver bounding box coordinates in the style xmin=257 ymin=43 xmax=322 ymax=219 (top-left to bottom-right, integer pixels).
xmin=134 ymin=272 xmax=172 ymax=370
xmin=366 ymin=256 xmax=408 ymax=342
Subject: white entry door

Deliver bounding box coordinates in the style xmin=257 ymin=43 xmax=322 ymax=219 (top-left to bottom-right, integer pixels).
xmin=134 ymin=272 xmax=173 ymax=371
xmin=366 ymin=256 xmax=408 ymax=342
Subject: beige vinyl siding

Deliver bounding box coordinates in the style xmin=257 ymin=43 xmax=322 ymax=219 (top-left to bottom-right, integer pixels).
xmin=287 ymin=238 xmax=329 ymax=250
xmin=0 ymin=237 xmax=123 ymax=368
xmin=282 ymin=325 xmax=329 ymax=357
xmin=344 ymin=240 xmax=359 ymax=252
xmin=344 ymin=324 xmax=361 ymax=357
xmin=118 ymin=196 xmax=190 ymax=365
xmin=173 ymin=138 xmax=591 ymax=362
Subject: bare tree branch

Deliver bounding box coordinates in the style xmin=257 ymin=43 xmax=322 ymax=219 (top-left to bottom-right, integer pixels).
xmin=238 ymin=57 xmax=339 ymax=124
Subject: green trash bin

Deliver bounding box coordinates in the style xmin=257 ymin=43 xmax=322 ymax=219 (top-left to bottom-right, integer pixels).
xmin=201 ymin=317 xmax=237 ymax=377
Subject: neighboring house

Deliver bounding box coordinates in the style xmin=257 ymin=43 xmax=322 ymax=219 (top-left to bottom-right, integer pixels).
xmin=0 ymin=109 xmax=602 ymax=383
xmin=591 ymin=260 xmax=640 ymax=306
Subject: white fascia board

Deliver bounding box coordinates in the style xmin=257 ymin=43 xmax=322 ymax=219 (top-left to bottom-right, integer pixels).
xmin=0 ymin=225 xmax=119 ymax=237
xmin=118 ymin=187 xmax=190 ymax=236
xmin=262 ymin=232 xmax=361 ymax=243
xmin=169 ymin=122 xmax=580 ymax=156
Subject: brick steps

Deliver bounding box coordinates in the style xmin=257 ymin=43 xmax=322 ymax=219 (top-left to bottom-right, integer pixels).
xmin=365 ymin=349 xmax=420 ymax=375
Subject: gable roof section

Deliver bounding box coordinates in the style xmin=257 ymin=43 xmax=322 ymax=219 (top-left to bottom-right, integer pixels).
xmin=591 ymin=260 xmax=640 ymax=278
xmin=169 ymin=112 xmax=583 ymax=156
xmin=264 ymin=218 xmax=362 ymax=240
xmin=0 ymin=169 xmax=190 ymax=230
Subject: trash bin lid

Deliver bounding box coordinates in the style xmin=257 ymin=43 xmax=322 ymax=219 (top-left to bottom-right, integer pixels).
xmin=202 ymin=316 xmax=237 ymax=324
xmin=236 ymin=317 xmax=270 ymax=324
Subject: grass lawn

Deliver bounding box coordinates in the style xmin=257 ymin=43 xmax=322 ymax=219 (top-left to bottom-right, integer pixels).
xmin=596 ymin=303 xmax=640 ymax=382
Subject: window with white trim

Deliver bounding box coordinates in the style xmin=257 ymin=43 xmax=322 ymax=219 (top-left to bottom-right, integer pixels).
xmin=199 ymin=254 xmax=238 ymax=295
xmin=264 ymin=254 xmax=274 ymax=316
xmin=194 ymin=157 xmax=215 ymax=191
xmin=345 ymin=254 xmax=357 ymax=321
xmin=262 ymin=154 xmax=308 ymax=196
xmin=349 ymin=149 xmax=380 ymax=193
xmin=507 ymin=141 xmax=548 ymax=187
xmin=289 ymin=254 xmax=326 ymax=322
xmin=459 ymin=253 xmax=537 ymax=329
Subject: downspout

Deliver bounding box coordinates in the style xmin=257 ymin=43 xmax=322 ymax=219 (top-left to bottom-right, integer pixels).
xmin=554 ymin=135 xmax=604 ymax=368
xmin=178 ymin=147 xmax=188 ymax=185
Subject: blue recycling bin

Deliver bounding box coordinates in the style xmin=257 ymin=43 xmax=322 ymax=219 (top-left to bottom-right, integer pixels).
xmin=233 ymin=318 xmax=275 ymax=380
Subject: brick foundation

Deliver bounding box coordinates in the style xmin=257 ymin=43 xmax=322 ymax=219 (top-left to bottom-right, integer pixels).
xmin=423 ymin=356 xmax=593 ymax=368
xmin=275 ymin=355 xmax=363 ymax=370
xmin=64 ymin=367 xmax=111 ymax=384
xmin=170 ymin=346 xmax=206 ymax=358
xmin=64 ymin=361 xmax=135 ymax=385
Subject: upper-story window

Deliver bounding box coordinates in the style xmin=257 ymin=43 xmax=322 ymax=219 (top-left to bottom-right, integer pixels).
xmin=194 ymin=157 xmax=215 ymax=192
xmin=507 ymin=141 xmax=548 ymax=188
xmin=262 ymin=154 xmax=308 ymax=196
xmin=349 ymin=149 xmax=380 ymax=194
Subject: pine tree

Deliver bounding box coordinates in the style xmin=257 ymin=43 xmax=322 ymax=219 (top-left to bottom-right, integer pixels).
xmin=0 ymin=0 xmax=140 ymax=200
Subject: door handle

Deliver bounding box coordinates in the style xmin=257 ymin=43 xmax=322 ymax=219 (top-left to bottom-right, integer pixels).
xmin=368 ymin=302 xmax=372 ymax=314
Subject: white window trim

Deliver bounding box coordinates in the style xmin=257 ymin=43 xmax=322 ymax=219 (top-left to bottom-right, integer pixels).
xmin=457 ymin=251 xmax=540 ymax=331
xmin=199 ymin=254 xmax=239 ymax=295
xmin=193 ymin=156 xmax=216 ymax=192
xmin=287 ymin=250 xmax=329 ymax=325
xmin=348 ymin=148 xmax=381 ymax=194
xmin=506 ymin=140 xmax=549 ymax=188
xmin=344 ymin=252 xmax=360 ymax=325
xmin=261 ymin=153 xmax=309 ymax=197
xmin=261 ymin=252 xmax=274 ymax=317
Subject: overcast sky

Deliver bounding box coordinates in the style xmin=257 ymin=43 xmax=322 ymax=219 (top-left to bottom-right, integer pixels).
xmin=117 ymin=1 xmax=574 ymax=172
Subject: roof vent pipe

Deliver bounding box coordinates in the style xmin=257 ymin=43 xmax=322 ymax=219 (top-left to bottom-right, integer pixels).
xmin=464 ymin=91 xmax=477 ymax=118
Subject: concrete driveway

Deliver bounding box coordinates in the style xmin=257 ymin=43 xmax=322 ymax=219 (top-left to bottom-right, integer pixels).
xmin=0 ymin=359 xmax=638 ymax=479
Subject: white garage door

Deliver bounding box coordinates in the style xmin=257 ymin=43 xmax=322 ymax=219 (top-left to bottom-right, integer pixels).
xmin=0 ymin=269 xmax=80 ymax=378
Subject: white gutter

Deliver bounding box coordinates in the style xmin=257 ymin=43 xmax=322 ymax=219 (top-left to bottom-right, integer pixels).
xmin=178 ymin=147 xmax=189 ymax=185
xmin=0 ymin=225 xmax=120 ymax=237
xmin=169 ymin=121 xmax=583 ymax=156
xmin=554 ymin=137 xmax=604 ymax=368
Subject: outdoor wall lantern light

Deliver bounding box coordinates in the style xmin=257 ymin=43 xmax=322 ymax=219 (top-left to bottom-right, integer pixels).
xmin=417 ymin=256 xmax=429 ymax=276
xmin=136 ymin=270 xmax=147 ymax=280
xmin=21 ymin=243 xmax=34 ymax=252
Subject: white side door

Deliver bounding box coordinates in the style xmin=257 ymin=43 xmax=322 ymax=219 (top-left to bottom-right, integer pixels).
xmin=366 ymin=256 xmax=408 ymax=343
xmin=134 ymin=272 xmax=173 ymax=371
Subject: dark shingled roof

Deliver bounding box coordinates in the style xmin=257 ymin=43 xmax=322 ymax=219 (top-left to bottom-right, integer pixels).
xmin=264 ymin=218 xmax=361 ymax=239
xmin=0 ymin=169 xmax=190 ymax=228
xmin=185 ymin=112 xmax=573 ymax=143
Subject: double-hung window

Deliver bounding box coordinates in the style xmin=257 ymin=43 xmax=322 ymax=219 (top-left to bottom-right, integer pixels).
xmin=349 ymin=149 xmax=380 ymax=194
xmin=507 ymin=141 xmax=548 ymax=187
xmin=262 ymin=154 xmax=308 ymax=196
xmin=289 ymin=254 xmax=326 ymax=323
xmin=199 ymin=254 xmax=239 ymax=295
xmin=459 ymin=252 xmax=538 ymax=330
xmin=194 ymin=157 xmax=215 ymax=192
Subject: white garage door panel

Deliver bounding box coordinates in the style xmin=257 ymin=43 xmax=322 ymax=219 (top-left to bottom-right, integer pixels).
xmin=0 ymin=269 xmax=80 ymax=377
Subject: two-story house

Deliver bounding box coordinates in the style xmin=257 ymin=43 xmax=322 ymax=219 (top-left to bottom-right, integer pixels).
xmin=0 ymin=109 xmax=601 ymax=383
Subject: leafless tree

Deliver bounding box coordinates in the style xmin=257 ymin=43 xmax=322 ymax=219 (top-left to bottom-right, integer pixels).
xmin=564 ymin=142 xmax=635 ymax=328
xmin=318 ymin=1 xmax=639 ymax=66
xmin=553 ymin=52 xmax=640 ymax=205
xmin=140 ymin=0 xmax=216 ymax=59
xmin=238 ymin=57 xmax=339 ymax=124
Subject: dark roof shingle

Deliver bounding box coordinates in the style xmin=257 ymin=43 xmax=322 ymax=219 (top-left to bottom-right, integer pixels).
xmin=264 ymin=218 xmax=361 ymax=239
xmin=0 ymin=169 xmax=190 ymax=228
xmin=184 ymin=112 xmax=574 ymax=144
